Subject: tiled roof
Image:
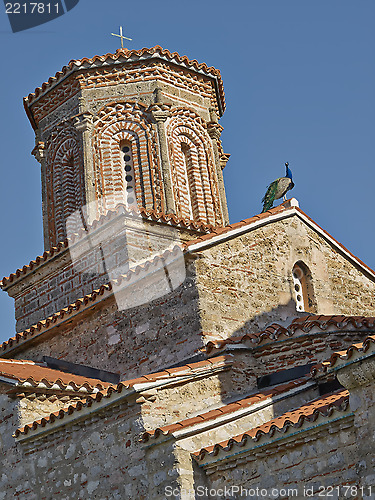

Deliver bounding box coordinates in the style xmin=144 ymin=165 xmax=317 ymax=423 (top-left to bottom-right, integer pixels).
xmin=24 ymin=46 xmax=225 ymax=114
xmin=1 ymin=284 xmax=112 ymax=354
xmin=142 ymin=378 xmax=309 ymax=443
xmin=205 ymin=315 xmax=375 ymax=354
xmin=184 ymin=202 xmax=291 ymax=249
xmin=0 ymin=204 xmax=212 ymax=289
xmin=0 ymin=359 xmax=111 ymax=393
xmin=1 ymin=245 xmax=185 ymax=355
xmin=6 ymin=195 xmax=374 ymax=291
xmin=14 ymin=356 xmax=232 ymax=439
xmin=3 ymin=200 xmax=294 ymax=290
xmin=193 ymin=390 xmax=350 ymax=462
xmin=185 ymin=199 xmax=375 ymax=281
xmin=311 ymin=335 xmax=375 ymax=376
xmin=115 ymin=355 xmax=232 ymax=388
xmin=1 ymin=239 xmax=70 ymax=288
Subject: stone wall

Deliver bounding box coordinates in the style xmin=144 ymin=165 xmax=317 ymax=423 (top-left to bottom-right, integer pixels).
xmin=5 ymin=214 xmax=375 ymax=380
xmin=8 ymin=265 xmax=203 ymax=378
xmin=0 ymin=367 xmax=239 ymax=499
xmin=195 ymin=217 xmax=375 ymax=343
xmin=199 ymin=416 xmax=358 ymax=500
xmin=5 ymin=217 xmax=197 ymax=333
xmin=252 ymin=331 xmax=374 ymax=375
xmin=337 ymin=357 xmax=375 ymax=495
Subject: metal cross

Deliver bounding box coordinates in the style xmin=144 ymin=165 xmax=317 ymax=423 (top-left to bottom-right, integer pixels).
xmin=111 ymin=26 xmax=132 ymax=49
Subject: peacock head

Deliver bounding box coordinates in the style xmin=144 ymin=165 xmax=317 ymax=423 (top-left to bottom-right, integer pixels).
xmin=285 ymin=162 xmax=293 ymax=179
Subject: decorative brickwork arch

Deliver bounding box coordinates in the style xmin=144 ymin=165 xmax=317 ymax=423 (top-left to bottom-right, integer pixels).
xmin=93 ymin=102 xmax=161 ymax=217
xmin=45 ymin=122 xmax=85 ymax=247
xmin=166 ymin=109 xmax=222 ymax=225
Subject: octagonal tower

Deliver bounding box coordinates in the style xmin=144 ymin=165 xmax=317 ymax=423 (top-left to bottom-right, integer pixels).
xmin=25 ymin=46 xmax=230 ymax=250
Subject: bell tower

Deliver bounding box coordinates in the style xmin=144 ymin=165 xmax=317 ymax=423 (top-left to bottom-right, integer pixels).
xmin=25 ymin=46 xmax=230 ymax=250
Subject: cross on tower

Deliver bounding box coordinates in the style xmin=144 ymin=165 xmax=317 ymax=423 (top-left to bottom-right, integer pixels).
xmin=111 ymin=26 xmax=132 ymax=49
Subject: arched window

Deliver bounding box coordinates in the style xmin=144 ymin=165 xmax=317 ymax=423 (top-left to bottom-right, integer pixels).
xmin=120 ymin=141 xmax=136 ymax=207
xmin=180 ymin=143 xmax=194 ymax=219
xmin=292 ymin=262 xmax=317 ymax=313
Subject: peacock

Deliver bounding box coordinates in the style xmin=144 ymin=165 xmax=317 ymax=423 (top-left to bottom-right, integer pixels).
xmin=261 ymin=162 xmax=294 ymax=213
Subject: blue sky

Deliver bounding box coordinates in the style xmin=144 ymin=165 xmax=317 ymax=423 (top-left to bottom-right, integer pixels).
xmin=0 ymin=0 xmax=374 ymax=342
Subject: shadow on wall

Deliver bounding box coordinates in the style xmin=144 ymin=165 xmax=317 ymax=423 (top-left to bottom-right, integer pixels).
xmin=230 ymin=300 xmax=309 ymax=339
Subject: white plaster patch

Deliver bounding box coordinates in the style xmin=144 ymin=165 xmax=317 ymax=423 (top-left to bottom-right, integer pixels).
xmin=106 ymin=325 xmax=117 ymax=335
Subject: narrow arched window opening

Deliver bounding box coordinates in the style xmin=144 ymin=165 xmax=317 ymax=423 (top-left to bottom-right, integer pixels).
xmin=180 ymin=143 xmax=194 ymax=219
xmin=120 ymin=141 xmax=136 ymax=207
xmin=292 ymin=261 xmax=317 ymax=313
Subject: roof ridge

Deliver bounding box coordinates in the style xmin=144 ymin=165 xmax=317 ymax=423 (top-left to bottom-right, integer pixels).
xmin=24 ymin=45 xmax=225 ymax=113
xmin=1 ymin=204 xmax=215 ymax=289
xmin=184 ymin=201 xmax=291 ymax=249
xmin=193 ymin=389 xmax=350 ymax=462
xmin=142 ymin=378 xmax=309 ymax=442
xmin=311 ymin=334 xmax=375 ymax=376
xmin=205 ymin=314 xmax=375 ymax=354
xmin=14 ymin=355 xmax=232 ymax=440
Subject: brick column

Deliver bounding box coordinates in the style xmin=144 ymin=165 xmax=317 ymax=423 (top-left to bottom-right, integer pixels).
xmin=74 ymin=107 xmax=95 ymax=224
xmin=150 ymin=104 xmax=176 ymax=215
xmin=32 ymin=137 xmax=49 ymax=250
xmin=207 ymin=113 xmax=229 ymax=225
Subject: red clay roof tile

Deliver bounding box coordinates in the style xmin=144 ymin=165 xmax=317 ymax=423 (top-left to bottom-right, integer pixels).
xmin=205 ymin=315 xmax=375 ymax=354
xmin=193 ymin=389 xmax=349 ymax=461
xmin=141 ymin=378 xmax=308 ymax=442
xmin=311 ymin=335 xmax=375 ymax=376
xmin=14 ymin=355 xmax=233 ymax=439
xmin=0 ymin=284 xmax=113 ymax=354
xmin=0 ymin=359 xmax=110 ymax=392
xmin=25 ymin=46 xmax=225 ymax=114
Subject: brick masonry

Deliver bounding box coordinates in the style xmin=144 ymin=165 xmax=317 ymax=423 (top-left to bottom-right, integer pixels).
xmin=4 ymin=213 xmax=375 ymax=380
xmin=1 ymin=47 xmax=375 ymax=500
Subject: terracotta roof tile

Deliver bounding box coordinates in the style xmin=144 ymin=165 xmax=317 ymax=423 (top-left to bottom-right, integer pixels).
xmin=193 ymin=389 xmax=349 ymax=461
xmin=1 ymin=204 xmax=213 ymax=289
xmin=14 ymin=355 xmax=233 ymax=439
xmin=311 ymin=335 xmax=375 ymax=376
xmin=1 ymin=245 xmax=188 ymax=355
xmin=0 ymin=284 xmax=113 ymax=354
xmin=294 ymin=207 xmax=375 ymax=279
xmin=184 ymin=202 xmax=290 ymax=249
xmin=0 ymin=359 xmax=111 ymax=393
xmin=205 ymin=314 xmax=375 ymax=354
xmin=25 ymin=46 xmax=225 ymax=111
xmin=141 ymin=378 xmax=308 ymax=442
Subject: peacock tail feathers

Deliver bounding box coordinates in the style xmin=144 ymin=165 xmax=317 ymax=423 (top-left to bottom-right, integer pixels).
xmin=261 ymin=179 xmax=279 ymax=212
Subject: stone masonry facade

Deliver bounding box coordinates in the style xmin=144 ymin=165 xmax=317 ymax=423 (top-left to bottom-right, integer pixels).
xmin=0 ymin=47 xmax=374 ymax=499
